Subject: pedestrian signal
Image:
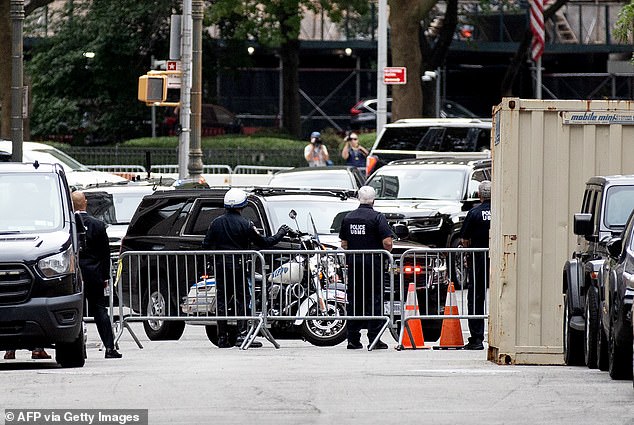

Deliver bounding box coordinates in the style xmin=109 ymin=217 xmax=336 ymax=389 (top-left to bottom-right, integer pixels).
xmin=138 ymin=75 xmax=167 ymax=104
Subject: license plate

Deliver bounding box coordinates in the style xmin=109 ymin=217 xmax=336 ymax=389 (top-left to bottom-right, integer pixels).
xmin=384 ymin=301 xmax=402 ymax=315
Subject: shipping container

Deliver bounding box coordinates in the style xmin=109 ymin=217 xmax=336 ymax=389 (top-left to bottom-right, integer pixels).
xmin=489 ymin=98 xmax=634 ymax=365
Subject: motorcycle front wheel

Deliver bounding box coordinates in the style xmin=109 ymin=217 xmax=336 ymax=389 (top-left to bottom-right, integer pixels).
xmin=300 ymin=301 xmax=347 ymax=347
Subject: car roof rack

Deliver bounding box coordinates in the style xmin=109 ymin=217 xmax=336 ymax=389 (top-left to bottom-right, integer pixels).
xmin=250 ymin=186 xmax=357 ymax=201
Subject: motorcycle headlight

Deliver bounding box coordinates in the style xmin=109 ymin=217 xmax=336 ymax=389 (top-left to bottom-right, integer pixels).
xmin=38 ymin=246 xmax=75 ymax=278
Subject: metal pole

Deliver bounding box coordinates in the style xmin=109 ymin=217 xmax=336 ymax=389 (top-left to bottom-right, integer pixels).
xmin=435 ymin=67 xmax=441 ymax=118
xmin=188 ymin=0 xmax=204 ymax=180
xmin=535 ymin=57 xmax=542 ymax=99
xmin=11 ymin=0 xmax=24 ymax=162
xmin=376 ymin=0 xmax=387 ymax=134
xmin=278 ymin=56 xmax=283 ymax=129
xmin=178 ymin=1 xmax=192 ymax=179
xmin=151 ymin=105 xmax=156 ymax=138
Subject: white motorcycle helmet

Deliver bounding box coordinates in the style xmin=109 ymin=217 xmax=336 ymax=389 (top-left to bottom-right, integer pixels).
xmin=224 ymin=188 xmax=248 ymax=209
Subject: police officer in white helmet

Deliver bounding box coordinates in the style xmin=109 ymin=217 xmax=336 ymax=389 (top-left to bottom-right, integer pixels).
xmin=203 ymin=188 xmax=291 ymax=348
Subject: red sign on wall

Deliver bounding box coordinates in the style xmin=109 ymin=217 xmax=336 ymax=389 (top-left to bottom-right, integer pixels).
xmin=383 ymin=67 xmax=407 ymax=84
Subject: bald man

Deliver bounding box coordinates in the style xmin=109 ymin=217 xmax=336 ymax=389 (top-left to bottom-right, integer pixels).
xmin=72 ymin=191 xmax=121 ymax=359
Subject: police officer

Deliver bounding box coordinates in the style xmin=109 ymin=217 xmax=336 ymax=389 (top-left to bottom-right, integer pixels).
xmin=460 ymin=180 xmax=491 ymax=350
xmin=203 ymin=188 xmax=291 ymax=348
xmin=339 ymin=186 xmax=393 ymax=350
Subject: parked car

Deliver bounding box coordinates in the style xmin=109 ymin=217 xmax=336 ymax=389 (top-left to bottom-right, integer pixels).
xmin=349 ymin=98 xmax=478 ymax=130
xmin=562 ymin=175 xmax=634 ymax=368
xmin=162 ymin=104 xmax=243 ymax=136
xmin=83 ymin=182 xmax=166 ymax=253
xmin=267 ymin=166 xmax=365 ymax=190
xmin=599 ymin=208 xmax=634 ymax=380
xmin=117 ymin=187 xmax=426 ymax=343
xmin=0 ymin=162 xmax=86 ymax=367
xmin=366 ymin=157 xmax=492 ymax=249
xmin=365 ymin=118 xmax=491 ymax=176
xmin=0 ymin=140 xmax=127 ymax=189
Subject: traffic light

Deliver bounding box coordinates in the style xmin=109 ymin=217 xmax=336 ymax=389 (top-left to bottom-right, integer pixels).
xmin=138 ymin=75 xmax=167 ymax=104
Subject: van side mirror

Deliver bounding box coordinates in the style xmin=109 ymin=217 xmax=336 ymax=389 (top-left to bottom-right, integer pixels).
xmin=606 ymin=237 xmax=623 ymax=258
xmin=75 ymin=212 xmax=87 ymax=252
xmin=573 ymin=213 xmax=593 ymax=237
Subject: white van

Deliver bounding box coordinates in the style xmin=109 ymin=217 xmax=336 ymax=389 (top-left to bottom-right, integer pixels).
xmin=0 ymin=141 xmax=127 ymax=189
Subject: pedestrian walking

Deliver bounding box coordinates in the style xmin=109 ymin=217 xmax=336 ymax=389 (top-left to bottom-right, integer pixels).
xmin=304 ymin=131 xmax=330 ymax=167
xmin=338 ymin=186 xmax=393 ymax=350
xmin=202 ymin=188 xmax=291 ymax=348
xmin=459 ymin=180 xmax=491 ymax=350
xmin=72 ymin=191 xmax=122 ymax=359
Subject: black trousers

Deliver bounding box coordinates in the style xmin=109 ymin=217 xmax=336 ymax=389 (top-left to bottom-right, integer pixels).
xmin=467 ymin=252 xmax=489 ymax=343
xmin=215 ymin=259 xmax=250 ymax=337
xmin=346 ymin=255 xmax=384 ymax=342
xmin=86 ymin=291 xmax=115 ymax=350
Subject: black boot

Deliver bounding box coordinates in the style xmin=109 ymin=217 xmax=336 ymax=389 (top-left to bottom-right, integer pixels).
xmin=217 ymin=321 xmax=231 ymax=348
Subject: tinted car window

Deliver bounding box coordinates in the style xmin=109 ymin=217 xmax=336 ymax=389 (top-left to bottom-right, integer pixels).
xmin=376 ymin=126 xmax=491 ymax=152
xmin=188 ymin=202 xmax=225 ymax=235
xmin=127 ymin=198 xmax=191 ymax=236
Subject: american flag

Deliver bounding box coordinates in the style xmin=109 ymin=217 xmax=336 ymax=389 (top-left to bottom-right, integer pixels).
xmin=530 ymin=0 xmax=544 ymax=61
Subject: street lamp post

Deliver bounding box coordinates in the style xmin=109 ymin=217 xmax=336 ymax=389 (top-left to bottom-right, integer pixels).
xmin=11 ymin=0 xmax=25 ymax=161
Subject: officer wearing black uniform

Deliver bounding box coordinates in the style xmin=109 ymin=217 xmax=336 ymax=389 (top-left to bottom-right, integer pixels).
xmin=460 ymin=180 xmax=491 ymax=350
xmin=203 ymin=188 xmax=291 ymax=348
xmin=339 ymin=186 xmax=393 ymax=350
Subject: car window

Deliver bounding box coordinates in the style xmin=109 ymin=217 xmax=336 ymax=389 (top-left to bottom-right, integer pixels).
xmin=604 ymin=185 xmax=634 ymax=229
xmin=269 ymin=170 xmax=356 ymax=190
xmin=127 ymin=198 xmax=190 ymax=237
xmin=368 ymin=168 xmax=466 ymax=201
xmin=186 ymin=200 xmax=225 ymax=235
xmin=265 ymin=198 xmax=359 ymax=234
xmin=243 ymin=204 xmax=265 ymax=233
xmin=0 ymin=173 xmax=63 ymax=232
xmin=376 ymin=126 xmax=490 ymax=153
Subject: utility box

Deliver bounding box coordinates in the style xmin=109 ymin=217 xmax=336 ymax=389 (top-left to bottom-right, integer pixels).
xmin=488 ymin=98 xmax=634 ymax=365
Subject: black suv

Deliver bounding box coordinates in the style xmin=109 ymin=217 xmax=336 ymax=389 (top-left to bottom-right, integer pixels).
xmin=366 ymin=157 xmax=492 ymax=249
xmin=118 ymin=186 xmax=434 ymax=343
xmin=562 ymin=175 xmax=634 ymax=368
xmin=0 ymin=162 xmax=86 ymax=367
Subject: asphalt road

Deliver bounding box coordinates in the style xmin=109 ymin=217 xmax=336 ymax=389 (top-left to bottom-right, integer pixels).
xmin=1 ymin=323 xmax=633 ymax=425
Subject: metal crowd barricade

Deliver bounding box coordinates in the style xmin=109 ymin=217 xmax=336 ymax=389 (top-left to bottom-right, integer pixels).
xmin=396 ymin=247 xmax=489 ymax=349
xmin=113 ymin=250 xmax=269 ymax=350
xmin=89 ymin=164 xmax=147 ymax=179
xmin=258 ymin=249 xmax=396 ymax=350
xmin=232 ymin=165 xmax=293 ymax=174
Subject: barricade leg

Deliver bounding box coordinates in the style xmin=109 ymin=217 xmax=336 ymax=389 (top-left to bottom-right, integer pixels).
xmin=241 ymin=317 xmax=280 ymax=350
xmin=367 ymin=317 xmax=391 ymax=351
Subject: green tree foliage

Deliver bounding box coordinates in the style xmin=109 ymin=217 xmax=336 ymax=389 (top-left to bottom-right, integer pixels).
xmin=614 ymin=1 xmax=634 ymax=62
xmin=28 ymin=0 xmax=178 ymax=144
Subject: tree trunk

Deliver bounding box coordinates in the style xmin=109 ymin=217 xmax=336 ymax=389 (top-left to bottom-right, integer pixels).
xmin=280 ymin=39 xmax=301 ymax=138
xmin=388 ymin=0 xmax=427 ymax=121
xmin=0 ymin=0 xmax=11 ymax=139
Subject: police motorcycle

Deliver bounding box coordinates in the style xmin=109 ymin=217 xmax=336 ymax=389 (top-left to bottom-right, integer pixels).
xmin=181 ymin=210 xmax=348 ymax=347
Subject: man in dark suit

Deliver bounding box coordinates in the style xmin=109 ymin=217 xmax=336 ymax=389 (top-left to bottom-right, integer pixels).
xmin=72 ymin=191 xmax=122 ymax=359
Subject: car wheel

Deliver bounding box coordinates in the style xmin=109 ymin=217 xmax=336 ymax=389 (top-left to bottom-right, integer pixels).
xmin=205 ymin=324 xmax=239 ymax=347
xmin=300 ymin=301 xmax=347 ymax=347
xmin=563 ymin=291 xmax=584 ymax=366
xmin=142 ymin=287 xmax=185 ymax=341
xmin=596 ymin=311 xmax=609 ymax=371
xmin=55 ymin=326 xmax=86 ymax=368
xmin=608 ymin=305 xmax=633 ymax=380
xmin=584 ymin=287 xmax=599 ymax=369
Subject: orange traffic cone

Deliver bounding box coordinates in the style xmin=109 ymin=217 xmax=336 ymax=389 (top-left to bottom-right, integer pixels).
xmin=434 ymin=281 xmax=465 ymax=349
xmin=399 ymin=281 xmax=428 ymax=349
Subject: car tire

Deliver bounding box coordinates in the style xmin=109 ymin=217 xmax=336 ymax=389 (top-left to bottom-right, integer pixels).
xmin=142 ymin=287 xmax=185 ymax=341
xmin=584 ymin=287 xmax=599 ymax=369
xmin=608 ymin=304 xmax=633 ymax=380
xmin=55 ymin=326 xmax=86 ymax=368
xmin=563 ymin=290 xmax=584 ymax=366
xmin=597 ymin=312 xmax=609 ymax=371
